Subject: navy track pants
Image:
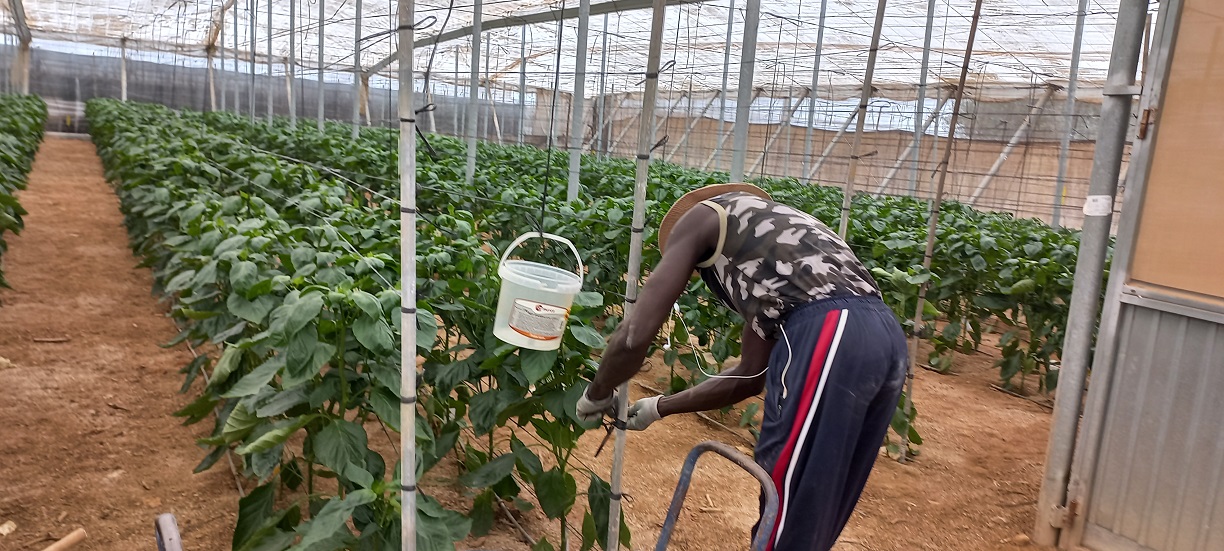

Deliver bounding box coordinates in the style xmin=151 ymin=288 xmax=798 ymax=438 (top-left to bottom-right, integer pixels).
xmin=754 ymin=295 xmax=907 ymax=551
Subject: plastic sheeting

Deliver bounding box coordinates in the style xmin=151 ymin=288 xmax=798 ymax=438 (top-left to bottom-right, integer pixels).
xmin=0 ymin=1 xmax=1132 ymax=98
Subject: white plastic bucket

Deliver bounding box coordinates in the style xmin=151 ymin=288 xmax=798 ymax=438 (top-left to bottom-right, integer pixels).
xmin=493 ymin=232 xmax=585 ymax=351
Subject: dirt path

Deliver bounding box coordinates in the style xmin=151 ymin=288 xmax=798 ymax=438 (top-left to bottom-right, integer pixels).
xmin=0 ymin=137 xmax=236 ymax=550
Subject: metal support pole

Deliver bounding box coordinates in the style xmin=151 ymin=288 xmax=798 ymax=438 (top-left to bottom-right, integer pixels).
xmin=1033 ymin=0 xmax=1147 ymax=544
xmin=901 ymin=0 xmax=984 ymax=467
xmin=249 ymin=0 xmax=257 ymax=121
xmin=590 ymin=95 xmax=626 ymax=153
xmin=664 ymin=90 xmax=720 ymax=162
xmin=702 ymin=88 xmax=761 ymax=171
xmin=454 ymin=51 xmax=462 ymax=135
xmin=395 ymin=0 xmax=419 ymax=547
xmin=220 ymin=8 xmax=227 ymax=111
xmin=7 ymin=0 xmax=30 ymax=96
xmin=288 ymin=0 xmax=296 ymax=126
xmin=482 ymin=33 xmax=491 ymax=141
xmin=711 ymin=0 xmax=736 ymax=169
xmin=566 ymin=0 xmax=593 ymax=201
xmin=208 ymin=47 xmax=217 ymax=111
xmin=967 ymin=86 xmax=1055 ymax=206
xmin=267 ymin=0 xmax=273 ymax=122
xmin=729 ymin=0 xmax=761 ymax=182
xmin=909 ymin=0 xmax=938 ymax=196
xmin=801 ymin=0 xmax=829 ymax=180
xmin=353 ymin=0 xmax=363 ymax=138
xmin=518 ymin=25 xmax=527 ymax=144
xmin=120 ymin=38 xmax=128 ymax=101
xmin=595 ymin=14 xmax=610 ymax=154
xmin=748 ymin=89 xmax=809 ymax=175
xmin=233 ymin=0 xmax=241 ymax=112
xmin=873 ymin=92 xmax=947 ymax=196
xmin=1051 ymin=0 xmax=1090 ymax=228
xmin=608 ymin=0 xmax=665 ymax=547
xmin=464 ymin=3 xmax=484 ymax=187
xmin=805 ymin=109 xmax=856 ymax=181
xmin=839 ymin=0 xmax=888 ymax=239
xmin=317 ymin=0 xmax=325 ymax=130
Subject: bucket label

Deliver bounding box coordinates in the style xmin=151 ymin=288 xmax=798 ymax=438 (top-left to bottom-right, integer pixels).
xmin=509 ymin=299 xmax=569 ymax=341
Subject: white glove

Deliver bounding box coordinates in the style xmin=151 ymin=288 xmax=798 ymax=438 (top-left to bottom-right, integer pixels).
xmin=625 ymin=396 xmax=662 ymax=431
xmin=575 ymin=386 xmax=617 ymax=426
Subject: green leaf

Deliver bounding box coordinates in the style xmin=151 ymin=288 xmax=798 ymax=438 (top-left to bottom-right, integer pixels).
xmin=587 ymin=472 xmax=631 ymax=550
xmin=164 ymin=270 xmax=197 ymax=293
xmin=228 ymin=293 xmax=276 ymax=324
xmin=582 ymin=511 xmax=599 ymax=551
xmin=283 ymin=326 xmax=335 ymax=389
xmin=223 ymin=356 xmax=285 ymax=398
xmin=416 ymin=310 xmax=438 ymax=351
xmin=230 ymin=261 xmax=260 ymax=293
xmin=207 ymin=346 xmax=243 ymax=389
xmin=289 ymin=489 xmax=376 ymax=551
xmin=532 ymin=538 xmax=556 ymax=551
xmin=269 ymin=291 xmax=325 ymax=340
xmin=520 ymin=349 xmax=558 ymax=385
xmin=417 ymin=494 xmax=472 ymax=551
xmin=255 ymin=387 xmax=309 ymax=417
xmin=173 ymin=393 xmax=219 ymax=425
xmin=459 ymin=453 xmax=516 ymax=488
xmin=469 ymin=389 xmax=512 ymax=435
xmin=343 ymin=462 xmax=375 ymax=488
xmin=237 ymin=416 xmax=313 ymax=455
xmin=468 ymin=492 xmax=496 ymax=537
xmin=534 ymin=467 xmax=577 ymax=519
xmin=369 ymin=385 xmax=402 ymax=432
xmin=233 ymin=483 xmax=276 ymax=550
xmin=511 ymin=435 xmax=543 ymax=478
xmin=353 ymin=314 xmax=395 ymax=355
xmin=312 ymin=419 xmax=369 ymax=475
xmin=351 ymin=290 xmax=382 ymax=318
xmin=570 ymin=324 xmax=606 ymax=349
xmin=573 ymin=291 xmax=604 ymax=309
xmin=970 ymin=255 xmax=988 ymax=272
xmin=1023 ymin=241 xmax=1044 ymax=256
xmin=223 ymin=403 xmax=259 ymax=442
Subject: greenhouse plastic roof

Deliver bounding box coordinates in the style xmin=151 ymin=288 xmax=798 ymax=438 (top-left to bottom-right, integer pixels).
xmin=0 ymin=0 xmax=1133 ymax=99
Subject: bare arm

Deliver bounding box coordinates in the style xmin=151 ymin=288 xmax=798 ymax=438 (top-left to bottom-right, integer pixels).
xmin=656 ymin=325 xmax=774 ymax=416
xmin=586 ymin=207 xmax=719 ymax=401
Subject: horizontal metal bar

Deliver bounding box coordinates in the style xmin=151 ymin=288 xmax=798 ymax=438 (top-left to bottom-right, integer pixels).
xmin=1120 ymin=284 xmax=1224 ymax=325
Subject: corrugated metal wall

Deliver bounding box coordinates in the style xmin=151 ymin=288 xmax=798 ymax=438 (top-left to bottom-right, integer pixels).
xmin=1083 ymin=303 xmax=1224 ymax=551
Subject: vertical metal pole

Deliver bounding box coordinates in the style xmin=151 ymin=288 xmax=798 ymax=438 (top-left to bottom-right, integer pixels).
xmin=120 ymin=38 xmax=128 ymax=101
xmin=317 ymin=0 xmax=325 ymax=130
xmin=482 ymin=33 xmax=491 ymax=141
xmin=901 ymin=0 xmax=984 ymax=466
xmin=729 ymin=0 xmax=761 ymax=182
xmin=1033 ymin=0 xmax=1147 ymax=544
xmin=608 ymin=0 xmax=665 ymax=547
xmin=353 ymin=0 xmax=363 ymax=137
xmin=234 ymin=1 xmax=241 ymax=112
xmin=288 ymin=0 xmax=296 ymax=127
xmin=395 ymin=0 xmax=419 ymax=547
xmin=220 ymin=7 xmax=228 ymax=112
xmin=873 ymin=92 xmax=947 ymax=195
xmin=267 ymin=0 xmax=274 ymax=122
xmin=595 ymin=14 xmax=609 ymax=154
xmin=249 ymin=0 xmax=257 ymax=121
xmin=566 ymin=0 xmax=592 ymax=201
xmin=702 ymin=88 xmax=761 ymax=171
xmin=967 ymin=85 xmax=1055 ymax=206
xmin=518 ymin=25 xmax=527 ymax=144
xmin=464 ymin=3 xmax=483 ymax=187
xmin=711 ymin=0 xmax=735 ymax=169
xmin=801 ymin=0 xmax=829 ymax=180
xmin=664 ymin=90 xmax=720 ymax=163
xmin=910 ymin=0 xmax=938 ymax=196
xmin=1051 ymin=0 xmax=1090 ymax=228
xmin=838 ymin=0 xmax=888 ymax=239
xmin=208 ymin=48 xmax=217 ymax=111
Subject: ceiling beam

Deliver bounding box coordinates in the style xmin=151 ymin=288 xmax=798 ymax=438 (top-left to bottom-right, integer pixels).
xmin=363 ymin=0 xmax=708 ymax=78
xmin=7 ymin=0 xmax=31 ymax=44
xmin=206 ymin=0 xmax=238 ymax=49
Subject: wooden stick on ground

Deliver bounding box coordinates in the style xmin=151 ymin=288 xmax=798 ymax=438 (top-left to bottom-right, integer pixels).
xmin=39 ymin=528 xmax=86 ymax=551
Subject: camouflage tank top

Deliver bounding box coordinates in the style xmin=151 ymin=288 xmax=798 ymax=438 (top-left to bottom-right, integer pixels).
xmin=694 ymin=192 xmax=881 ymax=339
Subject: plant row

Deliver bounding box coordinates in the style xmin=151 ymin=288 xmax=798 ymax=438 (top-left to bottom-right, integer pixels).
xmin=0 ymin=94 xmax=46 ymax=291
xmin=203 ymin=109 xmax=1098 ymax=396
xmin=88 ymin=99 xmax=626 ymax=551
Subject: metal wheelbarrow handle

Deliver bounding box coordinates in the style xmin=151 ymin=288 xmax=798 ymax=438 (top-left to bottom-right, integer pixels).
xmin=655 ymin=441 xmax=779 ymax=551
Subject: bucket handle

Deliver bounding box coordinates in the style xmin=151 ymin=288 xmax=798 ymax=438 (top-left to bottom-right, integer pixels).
xmin=499 ymin=232 xmax=585 ymax=284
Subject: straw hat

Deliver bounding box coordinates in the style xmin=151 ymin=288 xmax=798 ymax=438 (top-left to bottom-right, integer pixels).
xmin=657 ymin=183 xmax=771 ymax=253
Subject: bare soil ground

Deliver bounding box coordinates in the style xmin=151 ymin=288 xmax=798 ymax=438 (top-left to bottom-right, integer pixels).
xmin=1 ymin=137 xmax=1053 ymax=551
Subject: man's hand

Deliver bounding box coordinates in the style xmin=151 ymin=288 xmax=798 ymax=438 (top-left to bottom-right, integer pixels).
xmin=626 ymin=396 xmax=662 ymax=431
xmin=575 ymin=386 xmax=617 ymax=426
